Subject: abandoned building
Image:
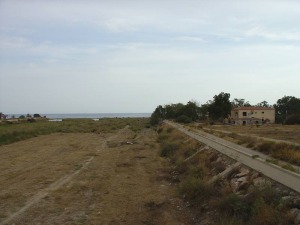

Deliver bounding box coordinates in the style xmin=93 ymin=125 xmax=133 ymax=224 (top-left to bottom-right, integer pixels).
xmin=230 ymin=107 xmax=275 ymax=125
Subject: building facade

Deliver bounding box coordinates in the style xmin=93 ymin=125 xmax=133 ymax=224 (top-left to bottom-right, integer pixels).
xmin=230 ymin=107 xmax=275 ymax=125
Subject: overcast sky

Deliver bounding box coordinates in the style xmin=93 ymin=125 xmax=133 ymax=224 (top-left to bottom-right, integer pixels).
xmin=0 ymin=0 xmax=299 ymax=114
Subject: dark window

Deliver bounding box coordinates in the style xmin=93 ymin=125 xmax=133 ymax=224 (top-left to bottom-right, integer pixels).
xmin=243 ymin=112 xmax=247 ymax=116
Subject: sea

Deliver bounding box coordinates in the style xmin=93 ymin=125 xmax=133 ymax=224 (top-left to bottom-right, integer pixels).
xmin=6 ymin=113 xmax=151 ymax=120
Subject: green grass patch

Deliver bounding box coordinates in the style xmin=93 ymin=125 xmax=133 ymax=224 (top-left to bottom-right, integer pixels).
xmin=0 ymin=118 xmax=150 ymax=146
xmin=281 ymin=164 xmax=297 ymax=172
xmin=266 ymin=158 xmax=279 ymax=165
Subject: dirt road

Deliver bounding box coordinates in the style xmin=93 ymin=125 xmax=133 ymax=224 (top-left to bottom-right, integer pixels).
xmin=0 ymin=127 xmax=193 ymax=225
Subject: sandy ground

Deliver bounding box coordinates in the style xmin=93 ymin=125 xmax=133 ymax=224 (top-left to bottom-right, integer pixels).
xmin=0 ymin=127 xmax=194 ymax=225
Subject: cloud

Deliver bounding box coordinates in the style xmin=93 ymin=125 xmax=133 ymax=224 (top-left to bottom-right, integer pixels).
xmin=175 ymin=36 xmax=206 ymax=42
xmin=0 ymin=35 xmax=31 ymax=49
xmin=1 ymin=0 xmax=300 ymax=113
xmin=245 ymin=26 xmax=300 ymax=41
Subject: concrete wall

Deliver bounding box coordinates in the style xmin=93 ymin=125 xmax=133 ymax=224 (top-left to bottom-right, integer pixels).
xmin=231 ymin=108 xmax=275 ymax=125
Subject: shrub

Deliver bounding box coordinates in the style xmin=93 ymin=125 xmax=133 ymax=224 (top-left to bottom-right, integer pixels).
xmin=179 ymin=176 xmax=213 ymax=202
xmin=286 ymin=114 xmax=300 ymax=125
xmin=256 ymin=142 xmax=275 ymax=154
xmin=217 ymin=193 xmax=252 ymax=221
xmin=183 ymin=148 xmax=197 ymax=158
xmin=160 ymin=141 xmax=180 ymax=157
xmin=175 ymin=115 xmax=192 ymax=123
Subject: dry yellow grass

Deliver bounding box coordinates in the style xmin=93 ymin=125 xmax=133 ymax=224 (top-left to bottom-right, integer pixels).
xmin=0 ymin=125 xmax=194 ymax=225
xmin=207 ymin=124 xmax=300 ymax=144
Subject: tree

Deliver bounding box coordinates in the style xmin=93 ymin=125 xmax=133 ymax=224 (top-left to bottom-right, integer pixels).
xmin=33 ymin=114 xmax=41 ymax=118
xmin=208 ymin=92 xmax=231 ymax=121
xmin=256 ymin=101 xmax=271 ymax=108
xmin=150 ymin=105 xmax=165 ymax=125
xmin=198 ymin=103 xmax=209 ymax=120
xmin=175 ymin=115 xmax=192 ymax=123
xmin=165 ymin=103 xmax=185 ymax=119
xmin=181 ymin=101 xmax=200 ymax=121
xmin=274 ymin=96 xmax=300 ymax=124
xmin=231 ymin=98 xmax=251 ymax=108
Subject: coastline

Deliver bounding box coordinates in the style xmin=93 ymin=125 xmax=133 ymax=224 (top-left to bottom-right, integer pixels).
xmin=5 ymin=113 xmax=151 ymax=120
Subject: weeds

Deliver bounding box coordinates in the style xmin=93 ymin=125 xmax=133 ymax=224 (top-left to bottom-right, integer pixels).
xmin=212 ymin=130 xmax=300 ymax=166
xmin=0 ymin=118 xmax=150 ymax=146
xmin=257 ymin=142 xmax=300 ymax=166
xmin=158 ymin=124 xmax=297 ymax=225
xmin=281 ymin=164 xmax=297 ymax=172
xmin=266 ymin=158 xmax=279 ymax=165
xmin=179 ymin=176 xmax=213 ymax=203
xmin=160 ymin=141 xmax=180 ymax=157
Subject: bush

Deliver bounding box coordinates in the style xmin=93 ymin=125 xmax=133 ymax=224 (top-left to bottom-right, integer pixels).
xmin=160 ymin=142 xmax=180 ymax=157
xmin=256 ymin=142 xmax=275 ymax=154
xmin=286 ymin=114 xmax=300 ymax=124
xmin=179 ymin=176 xmax=213 ymax=202
xmin=217 ymin=193 xmax=252 ymax=221
xmin=175 ymin=115 xmax=192 ymax=123
xmin=33 ymin=114 xmax=41 ymax=118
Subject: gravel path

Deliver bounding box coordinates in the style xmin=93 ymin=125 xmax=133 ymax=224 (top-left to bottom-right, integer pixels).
xmin=166 ymin=121 xmax=300 ymax=193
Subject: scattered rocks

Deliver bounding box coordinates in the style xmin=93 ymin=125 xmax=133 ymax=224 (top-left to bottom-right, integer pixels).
xmin=282 ymin=196 xmax=294 ymax=207
xmin=253 ymin=177 xmax=271 ymax=188
xmin=235 ymin=168 xmax=250 ymax=178
xmin=290 ymin=208 xmax=300 ymax=224
xmin=197 ymin=146 xmax=300 ymax=224
xmin=294 ymin=198 xmax=300 ymax=208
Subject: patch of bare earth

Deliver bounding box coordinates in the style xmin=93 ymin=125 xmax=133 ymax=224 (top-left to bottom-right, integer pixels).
xmin=0 ymin=127 xmax=195 ymax=225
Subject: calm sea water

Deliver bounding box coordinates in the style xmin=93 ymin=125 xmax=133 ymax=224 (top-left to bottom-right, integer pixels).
xmin=7 ymin=113 xmax=151 ymax=119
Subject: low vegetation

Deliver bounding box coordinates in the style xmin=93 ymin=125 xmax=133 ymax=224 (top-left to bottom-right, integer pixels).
xmin=0 ymin=118 xmax=150 ymax=146
xmin=158 ymin=124 xmax=296 ymax=225
xmin=150 ymin=93 xmax=300 ymax=125
xmin=204 ymin=129 xmax=300 ymax=166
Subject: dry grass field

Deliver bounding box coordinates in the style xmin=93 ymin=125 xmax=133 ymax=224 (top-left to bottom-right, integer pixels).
xmin=194 ymin=124 xmax=300 ymax=167
xmin=206 ymin=124 xmax=300 ymax=144
xmin=0 ymin=120 xmax=195 ymax=225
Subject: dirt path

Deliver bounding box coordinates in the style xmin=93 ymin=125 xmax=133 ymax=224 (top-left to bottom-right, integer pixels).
xmin=0 ymin=127 xmax=194 ymax=225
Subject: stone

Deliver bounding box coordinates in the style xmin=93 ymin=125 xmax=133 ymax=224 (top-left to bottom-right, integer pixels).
xmin=250 ymin=172 xmax=260 ymax=181
xmin=293 ymin=198 xmax=300 ymax=208
xmin=290 ymin=208 xmax=300 ymax=224
xmin=281 ymin=196 xmax=294 ymax=207
xmin=230 ymin=179 xmax=239 ymax=192
xmin=236 ymin=177 xmax=249 ymax=192
xmin=253 ymin=177 xmax=271 ymax=188
xmin=211 ymin=161 xmax=226 ymax=173
xmin=230 ymin=176 xmax=249 ymax=192
xmin=237 ymin=176 xmax=248 ymax=183
xmin=236 ymin=168 xmax=250 ymax=178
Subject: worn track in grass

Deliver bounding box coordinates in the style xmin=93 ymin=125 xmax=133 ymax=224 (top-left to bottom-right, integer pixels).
xmin=0 ymin=127 xmax=194 ymax=225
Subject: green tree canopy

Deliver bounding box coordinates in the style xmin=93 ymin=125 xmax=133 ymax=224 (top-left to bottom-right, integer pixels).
xmin=256 ymin=101 xmax=271 ymax=108
xmin=231 ymin=98 xmax=251 ymax=108
xmin=208 ymin=92 xmax=231 ymax=121
xmin=150 ymin=101 xmax=200 ymax=125
xmin=274 ymin=96 xmax=300 ymax=123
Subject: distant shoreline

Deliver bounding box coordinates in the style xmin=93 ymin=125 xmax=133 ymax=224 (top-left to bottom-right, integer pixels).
xmin=5 ymin=113 xmax=151 ymax=119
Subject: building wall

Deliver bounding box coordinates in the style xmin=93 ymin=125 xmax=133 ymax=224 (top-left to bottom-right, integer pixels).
xmin=231 ymin=108 xmax=275 ymax=125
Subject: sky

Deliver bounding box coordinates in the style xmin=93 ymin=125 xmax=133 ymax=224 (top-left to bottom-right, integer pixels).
xmin=0 ymin=0 xmax=300 ymax=114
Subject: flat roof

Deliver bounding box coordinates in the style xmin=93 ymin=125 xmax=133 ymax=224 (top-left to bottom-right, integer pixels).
xmin=232 ymin=106 xmax=274 ymax=111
